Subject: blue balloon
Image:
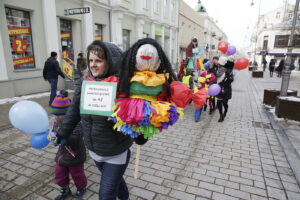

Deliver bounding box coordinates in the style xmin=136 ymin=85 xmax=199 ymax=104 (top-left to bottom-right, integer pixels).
xmin=9 ymin=100 xmax=49 ymax=134
xmin=30 ymin=131 xmax=50 ymax=149
xmin=204 ymin=61 xmax=211 ymax=69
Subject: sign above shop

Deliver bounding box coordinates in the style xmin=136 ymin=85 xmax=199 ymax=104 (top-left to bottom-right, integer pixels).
xmin=65 ymin=7 xmax=90 ymax=15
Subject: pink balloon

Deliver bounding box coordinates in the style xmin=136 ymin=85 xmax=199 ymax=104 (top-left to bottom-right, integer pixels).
xmin=226 ymin=46 xmax=236 ymax=56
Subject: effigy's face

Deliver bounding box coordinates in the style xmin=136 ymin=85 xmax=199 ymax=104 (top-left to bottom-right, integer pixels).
xmin=135 ymin=44 xmax=161 ymax=72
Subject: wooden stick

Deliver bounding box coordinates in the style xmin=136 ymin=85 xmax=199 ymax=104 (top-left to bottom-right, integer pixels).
xmin=134 ymin=145 xmax=141 ymax=179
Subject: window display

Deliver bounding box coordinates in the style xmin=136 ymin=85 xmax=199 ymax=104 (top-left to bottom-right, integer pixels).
xmin=6 ymin=7 xmax=35 ymax=69
xmin=95 ymin=24 xmax=103 ymax=41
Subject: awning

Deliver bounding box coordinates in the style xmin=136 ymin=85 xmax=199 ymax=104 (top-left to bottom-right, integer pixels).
xmin=258 ymin=52 xmax=300 ymax=56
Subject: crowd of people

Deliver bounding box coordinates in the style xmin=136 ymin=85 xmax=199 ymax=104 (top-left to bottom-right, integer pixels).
xmin=252 ymin=58 xmax=297 ymax=78
xmin=43 ymin=36 xmax=237 ymax=200
xmin=179 ymin=37 xmax=234 ymax=123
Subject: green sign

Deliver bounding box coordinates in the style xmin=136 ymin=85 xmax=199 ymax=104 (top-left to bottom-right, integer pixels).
xmin=80 ymin=81 xmax=117 ymax=116
xmin=155 ymin=25 xmax=162 ymax=36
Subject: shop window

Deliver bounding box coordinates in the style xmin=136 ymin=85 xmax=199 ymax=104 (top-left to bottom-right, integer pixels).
xmin=95 ymin=24 xmax=103 ymax=41
xmin=60 ymin=19 xmax=74 ymax=61
xmin=263 ymin=36 xmax=268 ymax=50
xmin=5 ymin=7 xmax=35 ymax=70
xmin=122 ymin=29 xmax=130 ymax=51
xmin=293 ymin=35 xmax=300 ymax=47
xmin=274 ymin=35 xmax=288 ymax=48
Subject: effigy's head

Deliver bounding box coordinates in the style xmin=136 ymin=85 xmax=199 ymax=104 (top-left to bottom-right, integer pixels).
xmin=135 ymin=44 xmax=161 ymax=72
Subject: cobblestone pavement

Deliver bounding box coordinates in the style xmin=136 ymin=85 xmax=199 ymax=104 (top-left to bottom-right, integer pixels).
xmin=1 ymin=69 xmax=300 ymax=200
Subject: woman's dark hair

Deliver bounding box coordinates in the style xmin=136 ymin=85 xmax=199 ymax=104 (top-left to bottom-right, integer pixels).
xmin=86 ymin=40 xmax=114 ymax=79
xmin=118 ymin=38 xmax=178 ymax=97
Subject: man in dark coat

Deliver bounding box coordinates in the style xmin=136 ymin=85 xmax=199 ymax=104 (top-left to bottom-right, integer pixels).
xmin=43 ymin=51 xmax=65 ymax=106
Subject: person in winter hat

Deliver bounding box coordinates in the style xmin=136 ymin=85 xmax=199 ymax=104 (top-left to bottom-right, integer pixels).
xmin=54 ymin=40 xmax=133 ymax=200
xmin=50 ymin=93 xmax=87 ymax=200
xmin=216 ymin=60 xmax=234 ymax=122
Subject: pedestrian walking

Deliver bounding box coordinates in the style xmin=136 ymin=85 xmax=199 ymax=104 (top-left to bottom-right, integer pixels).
xmin=262 ymin=58 xmax=267 ymax=72
xmin=76 ymin=53 xmax=87 ymax=76
xmin=43 ymin=51 xmax=65 ymax=106
xmin=216 ymin=60 xmax=234 ymax=122
xmin=269 ymin=59 xmax=275 ymax=77
xmin=277 ymin=59 xmax=284 ymax=77
xmin=290 ymin=59 xmax=296 ymax=70
xmin=55 ymin=40 xmax=134 ymax=200
xmin=50 ymin=92 xmax=87 ymax=200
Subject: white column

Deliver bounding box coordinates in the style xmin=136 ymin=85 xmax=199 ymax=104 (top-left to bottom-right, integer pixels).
xmin=161 ymin=26 xmax=165 ymax=49
xmin=111 ymin=11 xmax=123 ymax=49
xmin=83 ymin=6 xmax=94 ymax=48
xmin=151 ymin=23 xmax=156 ymax=39
xmin=168 ymin=27 xmax=173 ymax=61
xmin=136 ymin=18 xmax=145 ymax=40
xmin=0 ymin=30 xmax=8 ymax=80
xmin=42 ymin=0 xmax=59 ymax=57
xmin=173 ymin=27 xmax=179 ymax=70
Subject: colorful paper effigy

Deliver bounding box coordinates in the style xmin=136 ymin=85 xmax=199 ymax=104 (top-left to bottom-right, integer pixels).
xmin=111 ymin=71 xmax=184 ymax=139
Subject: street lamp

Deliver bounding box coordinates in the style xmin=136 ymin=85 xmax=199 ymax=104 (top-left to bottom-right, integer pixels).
xmin=251 ymin=0 xmax=262 ymax=70
xmin=280 ymin=0 xmax=300 ymax=96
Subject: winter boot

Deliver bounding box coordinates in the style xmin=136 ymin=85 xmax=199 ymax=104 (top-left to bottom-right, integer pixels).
xmin=223 ymin=109 xmax=228 ymax=118
xmin=74 ymin=188 xmax=86 ymax=199
xmin=218 ymin=115 xmax=224 ymax=122
xmin=203 ymin=105 xmax=207 ymax=111
xmin=55 ymin=187 xmax=71 ymax=200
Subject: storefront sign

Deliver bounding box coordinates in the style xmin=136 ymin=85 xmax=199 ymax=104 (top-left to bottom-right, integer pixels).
xmin=13 ymin=56 xmax=34 ymax=67
xmin=155 ymin=25 xmax=162 ymax=36
xmin=95 ymin=35 xmax=103 ymax=40
xmin=8 ymin=27 xmax=31 ymax=36
xmin=61 ymin=32 xmax=71 ymax=39
xmin=12 ymin=38 xmax=28 ymax=54
xmin=65 ymin=7 xmax=90 ymax=15
xmin=62 ymin=59 xmax=73 ymax=80
xmin=80 ymin=81 xmax=117 ymax=116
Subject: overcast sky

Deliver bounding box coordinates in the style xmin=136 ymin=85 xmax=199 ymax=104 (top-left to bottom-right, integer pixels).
xmin=183 ymin=0 xmax=296 ymax=49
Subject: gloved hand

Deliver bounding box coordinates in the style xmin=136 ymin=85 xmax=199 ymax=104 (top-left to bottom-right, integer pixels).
xmin=134 ymin=134 xmax=148 ymax=145
xmin=54 ymin=134 xmax=67 ymax=146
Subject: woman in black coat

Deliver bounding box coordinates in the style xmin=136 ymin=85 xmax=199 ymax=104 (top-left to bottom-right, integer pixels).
xmin=216 ymin=61 xmax=234 ymax=122
xmin=277 ymin=59 xmax=284 ymax=77
xmin=269 ymin=59 xmax=275 ymax=77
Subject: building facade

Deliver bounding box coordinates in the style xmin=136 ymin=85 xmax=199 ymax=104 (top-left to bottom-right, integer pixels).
xmin=0 ymin=0 xmax=179 ymax=98
xmin=250 ymin=3 xmax=300 ymax=66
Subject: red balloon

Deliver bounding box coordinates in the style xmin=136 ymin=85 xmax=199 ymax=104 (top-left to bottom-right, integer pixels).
xmin=218 ymin=41 xmax=229 ymax=54
xmin=234 ymin=57 xmax=249 ymax=70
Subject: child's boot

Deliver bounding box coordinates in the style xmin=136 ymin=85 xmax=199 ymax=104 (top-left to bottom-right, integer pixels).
xmin=74 ymin=188 xmax=86 ymax=199
xmin=55 ymin=187 xmax=71 ymax=200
